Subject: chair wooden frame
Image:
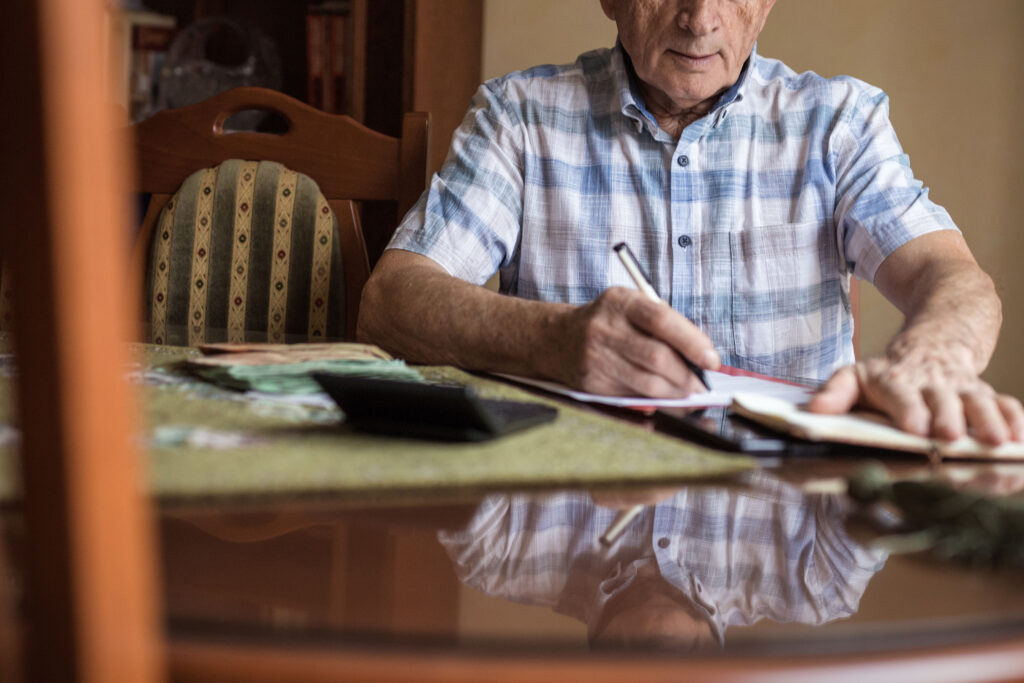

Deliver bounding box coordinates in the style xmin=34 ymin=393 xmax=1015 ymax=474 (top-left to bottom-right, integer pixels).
xmin=4 ymin=0 xmax=161 ymax=680
xmin=129 ymin=86 xmax=429 ymax=340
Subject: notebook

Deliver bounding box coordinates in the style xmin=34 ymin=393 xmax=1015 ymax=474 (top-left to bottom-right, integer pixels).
xmin=731 ymin=392 xmax=1024 ymax=461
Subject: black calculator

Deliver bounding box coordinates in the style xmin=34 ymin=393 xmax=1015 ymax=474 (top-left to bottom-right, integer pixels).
xmin=313 ymin=373 xmax=559 ymax=442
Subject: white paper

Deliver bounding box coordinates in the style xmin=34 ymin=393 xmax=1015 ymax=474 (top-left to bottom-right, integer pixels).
xmin=494 ymin=370 xmax=813 ymax=408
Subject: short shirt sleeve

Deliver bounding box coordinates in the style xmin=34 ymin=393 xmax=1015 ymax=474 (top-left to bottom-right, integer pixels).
xmin=386 ymin=80 xmax=525 ymax=286
xmin=833 ymin=85 xmax=960 ymax=283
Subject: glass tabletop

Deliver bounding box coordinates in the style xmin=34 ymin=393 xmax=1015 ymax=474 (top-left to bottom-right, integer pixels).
xmin=141 ymin=460 xmax=1024 ymax=661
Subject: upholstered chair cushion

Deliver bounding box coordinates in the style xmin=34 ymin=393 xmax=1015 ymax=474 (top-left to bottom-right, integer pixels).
xmin=145 ymin=160 xmax=345 ymax=345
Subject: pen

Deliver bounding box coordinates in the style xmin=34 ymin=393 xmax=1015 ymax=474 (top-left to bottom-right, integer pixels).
xmin=599 ymin=504 xmax=644 ymax=546
xmin=612 ymin=241 xmax=711 ymax=391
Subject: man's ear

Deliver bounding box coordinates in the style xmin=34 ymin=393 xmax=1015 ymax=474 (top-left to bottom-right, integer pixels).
xmin=599 ymin=0 xmax=616 ymax=22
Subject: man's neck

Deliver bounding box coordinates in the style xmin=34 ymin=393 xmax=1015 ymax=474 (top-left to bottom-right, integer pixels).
xmin=641 ymin=86 xmax=721 ymax=139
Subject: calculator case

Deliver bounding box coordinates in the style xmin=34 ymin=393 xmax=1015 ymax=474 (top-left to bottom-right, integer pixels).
xmin=313 ymin=373 xmax=558 ymax=442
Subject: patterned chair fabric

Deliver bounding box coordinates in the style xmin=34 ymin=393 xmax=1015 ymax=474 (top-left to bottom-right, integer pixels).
xmin=145 ymin=160 xmax=345 ymax=345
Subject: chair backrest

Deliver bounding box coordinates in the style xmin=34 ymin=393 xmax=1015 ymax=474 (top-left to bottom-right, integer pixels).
xmin=129 ymin=86 xmax=429 ymax=340
xmin=143 ymin=159 xmax=349 ymax=345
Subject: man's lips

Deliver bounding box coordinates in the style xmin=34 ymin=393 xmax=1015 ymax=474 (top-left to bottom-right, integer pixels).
xmin=669 ymin=50 xmax=718 ymax=66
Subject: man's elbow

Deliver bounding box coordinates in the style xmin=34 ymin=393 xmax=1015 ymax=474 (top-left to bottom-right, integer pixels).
xmin=355 ymin=269 xmax=389 ymax=344
xmin=356 ymin=250 xmax=438 ymax=345
xmin=356 ymin=250 xmax=455 ymax=351
xmin=982 ymin=268 xmax=1003 ymax=331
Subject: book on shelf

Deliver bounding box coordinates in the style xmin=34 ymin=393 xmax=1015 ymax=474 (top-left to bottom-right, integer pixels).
xmin=105 ymin=8 xmax=177 ymax=121
xmin=305 ymin=1 xmax=350 ymax=114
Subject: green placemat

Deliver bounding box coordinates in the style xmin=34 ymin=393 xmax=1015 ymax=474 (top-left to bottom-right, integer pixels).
xmin=0 ymin=346 xmax=754 ymax=505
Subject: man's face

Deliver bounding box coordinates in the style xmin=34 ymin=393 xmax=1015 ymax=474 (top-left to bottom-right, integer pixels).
xmin=590 ymin=575 xmax=716 ymax=651
xmin=601 ymin=0 xmax=776 ymax=112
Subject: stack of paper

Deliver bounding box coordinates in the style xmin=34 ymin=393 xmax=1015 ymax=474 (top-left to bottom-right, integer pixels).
xmin=186 ymin=342 xmax=423 ymax=394
xmin=495 ymin=369 xmax=813 ymax=408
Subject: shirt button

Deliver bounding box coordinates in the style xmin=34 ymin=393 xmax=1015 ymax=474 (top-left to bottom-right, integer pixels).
xmin=677 ymin=234 xmax=692 ymax=248
xmin=676 ymin=155 xmax=689 ymax=167
xmin=657 ymin=537 xmax=670 ymax=549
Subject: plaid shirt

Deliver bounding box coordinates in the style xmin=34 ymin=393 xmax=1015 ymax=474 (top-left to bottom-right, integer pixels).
xmin=388 ymin=43 xmax=957 ymax=384
xmin=438 ymin=471 xmax=886 ymax=644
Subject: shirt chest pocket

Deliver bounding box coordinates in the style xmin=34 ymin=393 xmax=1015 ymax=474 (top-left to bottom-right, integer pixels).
xmin=726 ymin=220 xmax=846 ymax=381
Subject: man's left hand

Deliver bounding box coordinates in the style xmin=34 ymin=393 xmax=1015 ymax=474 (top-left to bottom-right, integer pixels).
xmin=812 ymin=231 xmax=1024 ymax=445
xmin=808 ymin=343 xmax=1024 ymax=444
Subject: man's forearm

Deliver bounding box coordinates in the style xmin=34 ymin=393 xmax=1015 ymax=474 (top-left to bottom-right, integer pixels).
xmin=883 ymin=258 xmax=1001 ymax=374
xmin=357 ymin=251 xmax=575 ymax=380
xmin=359 ymin=250 xmax=720 ymax=398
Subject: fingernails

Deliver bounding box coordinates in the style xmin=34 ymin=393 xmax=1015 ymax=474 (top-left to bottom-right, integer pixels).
xmin=701 ymin=349 xmax=720 ymax=369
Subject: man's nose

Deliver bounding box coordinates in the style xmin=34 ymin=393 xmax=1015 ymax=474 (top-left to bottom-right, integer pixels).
xmin=678 ymin=0 xmax=720 ymax=37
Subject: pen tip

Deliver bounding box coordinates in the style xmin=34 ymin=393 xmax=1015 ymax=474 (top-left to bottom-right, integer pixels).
xmin=613 ymin=242 xmax=626 ymax=252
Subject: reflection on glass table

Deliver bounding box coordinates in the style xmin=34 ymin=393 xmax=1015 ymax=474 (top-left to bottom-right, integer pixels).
xmin=440 ymin=469 xmax=884 ymax=652
xmin=141 ymin=465 xmax=1024 ymax=663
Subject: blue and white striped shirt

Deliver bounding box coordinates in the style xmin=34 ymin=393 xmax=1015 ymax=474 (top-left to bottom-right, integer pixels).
xmin=388 ymin=43 xmax=957 ymax=384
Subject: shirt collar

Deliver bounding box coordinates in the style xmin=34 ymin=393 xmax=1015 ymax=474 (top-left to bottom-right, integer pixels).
xmin=613 ymin=40 xmax=756 ymax=136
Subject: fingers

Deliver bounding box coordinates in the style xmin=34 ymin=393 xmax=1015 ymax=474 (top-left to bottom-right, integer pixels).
xmin=811 ymin=359 xmax=1022 ymax=444
xmin=624 ymin=296 xmax=720 ymax=370
xmin=997 ymin=395 xmax=1024 ymax=442
xmin=883 ymin=383 xmax=1024 ymax=444
xmin=920 ymin=387 xmax=1019 ymax=445
xmin=614 ymin=332 xmax=708 ymax=396
xmin=810 ymin=362 xmax=930 ymax=436
xmin=573 ymin=309 xmax=706 ymax=397
xmin=872 ymin=381 xmax=931 ymax=437
xmin=961 ymin=389 xmax=1009 ymax=445
xmin=572 ymin=289 xmax=712 ymax=397
xmin=922 ymin=386 xmax=966 ymax=441
xmin=807 ymin=365 xmax=860 ymax=414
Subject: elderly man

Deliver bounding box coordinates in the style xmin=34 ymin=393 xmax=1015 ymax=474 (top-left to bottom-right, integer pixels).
xmin=359 ymin=0 xmax=1024 ymax=444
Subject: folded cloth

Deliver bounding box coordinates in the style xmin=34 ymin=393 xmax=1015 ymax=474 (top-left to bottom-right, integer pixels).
xmin=185 ymin=342 xmax=423 ymax=394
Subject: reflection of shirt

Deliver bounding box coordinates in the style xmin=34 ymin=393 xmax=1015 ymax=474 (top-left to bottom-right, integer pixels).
xmin=388 ymin=42 xmax=957 ymax=384
xmin=439 ymin=471 xmax=886 ymax=644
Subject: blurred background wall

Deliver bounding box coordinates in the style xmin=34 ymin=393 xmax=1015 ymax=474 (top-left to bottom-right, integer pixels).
xmin=481 ymin=0 xmax=1024 ymax=398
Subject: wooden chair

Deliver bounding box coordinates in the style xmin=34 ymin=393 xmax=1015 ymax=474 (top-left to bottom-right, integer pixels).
xmin=129 ymin=86 xmax=429 ymax=342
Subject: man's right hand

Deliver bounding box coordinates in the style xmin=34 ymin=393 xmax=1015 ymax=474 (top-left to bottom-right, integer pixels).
xmin=560 ymin=287 xmax=720 ymax=398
